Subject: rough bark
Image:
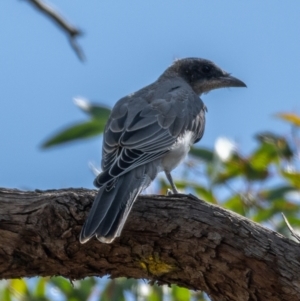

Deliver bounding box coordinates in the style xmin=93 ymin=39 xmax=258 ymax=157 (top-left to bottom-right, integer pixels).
xmin=0 ymin=187 xmax=299 ymax=301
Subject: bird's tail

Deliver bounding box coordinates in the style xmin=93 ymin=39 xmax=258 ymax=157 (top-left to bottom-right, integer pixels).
xmin=79 ymin=170 xmax=149 ymax=244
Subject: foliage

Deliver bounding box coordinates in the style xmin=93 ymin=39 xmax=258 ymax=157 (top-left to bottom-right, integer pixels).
xmin=0 ymin=278 xmax=207 ymax=301
xmin=3 ymin=99 xmax=300 ymax=301
xmin=41 ymin=98 xmax=111 ymax=148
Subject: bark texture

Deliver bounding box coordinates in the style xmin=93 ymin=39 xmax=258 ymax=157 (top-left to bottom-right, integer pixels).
xmin=0 ymin=187 xmax=300 ymax=301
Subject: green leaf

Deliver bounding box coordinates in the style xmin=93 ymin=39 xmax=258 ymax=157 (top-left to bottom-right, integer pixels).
xmin=171 ymin=285 xmax=191 ymax=301
xmin=10 ymin=279 xmax=29 ymax=296
xmin=253 ymin=199 xmax=300 ymax=223
xmin=254 ymin=132 xmax=293 ymax=160
xmin=42 ymin=119 xmax=106 ymax=148
xmin=74 ymin=98 xmax=111 ymax=120
xmin=258 ymin=186 xmax=296 ymax=200
xmin=34 ymin=278 xmax=46 ymax=298
xmin=50 ymin=277 xmax=97 ymax=301
xmin=279 ymin=214 xmax=300 ymax=228
xmin=73 ymin=278 xmax=96 ymax=300
xmin=276 ymin=112 xmax=300 ymax=127
xmin=116 ymin=278 xmax=136 ymax=291
xmin=212 ymin=154 xmax=245 ymax=184
xmin=190 ymin=147 xmax=214 ymax=163
xmin=244 ymin=162 xmax=269 ymax=181
xmin=250 ymin=143 xmax=279 ymax=168
xmin=50 ymin=277 xmax=73 ymax=295
xmin=252 ymin=208 xmax=273 ymax=222
xmin=281 ymin=170 xmax=300 ymax=188
xmin=213 ymin=151 xmax=269 ymax=184
xmin=254 ymin=185 xmax=300 ymax=223
xmin=88 ymin=105 xmax=110 ymax=120
xmin=194 ymin=186 xmax=217 ymax=204
xmin=100 ymin=279 xmax=126 ymax=301
xmin=148 ymin=285 xmax=163 ymax=301
xmin=193 ymin=291 xmax=206 ymax=301
xmin=1 ymin=284 xmax=12 ymax=301
xmin=223 ymin=194 xmax=246 ymax=215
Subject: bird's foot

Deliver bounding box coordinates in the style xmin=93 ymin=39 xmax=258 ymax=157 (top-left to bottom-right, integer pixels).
xmin=167 ymin=189 xmax=172 ymax=196
xmin=166 ymin=192 xmax=201 ymax=201
xmin=171 ymin=192 xmax=188 ymax=198
xmin=167 ymin=189 xmax=177 ymax=196
xmin=167 ymin=188 xmax=183 ymax=196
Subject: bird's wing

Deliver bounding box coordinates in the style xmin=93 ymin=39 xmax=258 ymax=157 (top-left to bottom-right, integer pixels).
xmin=94 ymin=86 xmax=204 ymax=187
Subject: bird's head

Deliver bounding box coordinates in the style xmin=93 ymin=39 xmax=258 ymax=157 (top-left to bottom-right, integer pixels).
xmin=168 ymin=58 xmax=246 ymax=95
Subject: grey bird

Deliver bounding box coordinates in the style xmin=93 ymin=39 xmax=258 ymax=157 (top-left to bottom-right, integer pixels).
xmin=79 ymin=57 xmax=246 ymax=244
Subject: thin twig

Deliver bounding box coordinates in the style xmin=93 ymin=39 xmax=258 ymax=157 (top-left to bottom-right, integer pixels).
xmin=282 ymin=213 xmax=300 ymax=242
xmin=25 ymin=0 xmax=85 ymax=61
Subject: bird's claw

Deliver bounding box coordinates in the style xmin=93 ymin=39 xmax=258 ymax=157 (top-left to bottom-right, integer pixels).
xmin=167 ymin=189 xmax=174 ymax=196
xmin=167 ymin=188 xmax=180 ymax=196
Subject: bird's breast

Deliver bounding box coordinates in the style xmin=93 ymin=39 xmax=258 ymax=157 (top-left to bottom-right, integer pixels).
xmin=161 ymin=131 xmax=194 ymax=172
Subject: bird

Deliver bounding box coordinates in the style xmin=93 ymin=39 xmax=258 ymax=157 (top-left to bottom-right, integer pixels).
xmin=79 ymin=57 xmax=246 ymax=244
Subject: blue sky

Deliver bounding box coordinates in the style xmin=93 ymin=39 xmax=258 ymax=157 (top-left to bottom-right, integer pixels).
xmin=1 ymin=1 xmax=300 ymax=190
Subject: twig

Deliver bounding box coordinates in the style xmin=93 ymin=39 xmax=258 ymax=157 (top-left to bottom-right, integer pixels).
xmin=282 ymin=212 xmax=300 ymax=242
xmin=25 ymin=0 xmax=85 ymax=61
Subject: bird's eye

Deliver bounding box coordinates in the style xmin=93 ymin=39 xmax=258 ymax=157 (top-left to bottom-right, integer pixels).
xmin=202 ymin=65 xmax=211 ymax=74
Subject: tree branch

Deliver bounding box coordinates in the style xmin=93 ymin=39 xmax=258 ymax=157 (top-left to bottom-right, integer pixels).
xmin=25 ymin=0 xmax=85 ymax=61
xmin=0 ymin=187 xmax=299 ymax=301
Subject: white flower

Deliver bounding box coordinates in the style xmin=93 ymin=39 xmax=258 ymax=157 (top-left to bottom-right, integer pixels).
xmin=215 ymin=137 xmax=236 ymax=162
xmin=73 ymin=96 xmax=91 ymax=111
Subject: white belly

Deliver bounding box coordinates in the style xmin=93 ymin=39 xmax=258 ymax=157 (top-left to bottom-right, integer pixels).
xmin=161 ymin=131 xmax=194 ymax=172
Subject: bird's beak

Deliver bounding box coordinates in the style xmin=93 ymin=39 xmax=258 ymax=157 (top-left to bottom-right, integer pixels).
xmin=196 ymin=73 xmax=246 ymax=95
xmin=219 ymin=74 xmax=247 ymax=88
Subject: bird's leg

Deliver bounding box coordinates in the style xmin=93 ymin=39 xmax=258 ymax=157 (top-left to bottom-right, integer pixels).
xmin=165 ymin=171 xmax=179 ymax=195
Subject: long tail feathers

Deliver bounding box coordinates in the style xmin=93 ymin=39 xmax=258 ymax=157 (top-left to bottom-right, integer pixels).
xmin=79 ymin=171 xmax=148 ymax=244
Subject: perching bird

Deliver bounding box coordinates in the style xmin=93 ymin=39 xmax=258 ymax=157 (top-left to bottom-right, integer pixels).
xmin=80 ymin=57 xmax=246 ymax=244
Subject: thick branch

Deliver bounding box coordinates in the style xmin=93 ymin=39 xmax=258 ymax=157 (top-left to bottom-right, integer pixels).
xmin=25 ymin=0 xmax=85 ymax=61
xmin=0 ymin=188 xmax=300 ymax=301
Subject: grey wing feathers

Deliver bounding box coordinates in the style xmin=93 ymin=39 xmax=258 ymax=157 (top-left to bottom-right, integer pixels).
xmin=94 ymin=83 xmax=205 ymax=188
xmin=80 ymin=166 xmax=151 ymax=244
